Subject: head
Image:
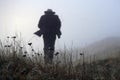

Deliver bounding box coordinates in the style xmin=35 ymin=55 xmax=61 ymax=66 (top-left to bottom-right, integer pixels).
xmin=44 ymin=9 xmax=55 ymax=15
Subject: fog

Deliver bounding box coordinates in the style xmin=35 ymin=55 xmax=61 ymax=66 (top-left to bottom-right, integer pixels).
xmin=0 ymin=0 xmax=120 ymax=50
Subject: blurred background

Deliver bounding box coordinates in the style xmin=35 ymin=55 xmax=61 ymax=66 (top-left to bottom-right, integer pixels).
xmin=0 ymin=0 xmax=120 ymax=50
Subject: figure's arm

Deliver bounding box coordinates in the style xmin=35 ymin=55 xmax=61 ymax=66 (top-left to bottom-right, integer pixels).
xmin=56 ymin=15 xmax=61 ymax=31
xmin=38 ymin=16 xmax=44 ymax=29
xmin=56 ymin=15 xmax=62 ymax=38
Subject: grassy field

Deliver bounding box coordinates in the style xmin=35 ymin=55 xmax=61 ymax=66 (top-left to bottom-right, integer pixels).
xmin=0 ymin=37 xmax=120 ymax=80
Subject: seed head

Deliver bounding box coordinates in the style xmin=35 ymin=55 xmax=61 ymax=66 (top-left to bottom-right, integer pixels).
xmin=24 ymin=51 xmax=27 ymax=54
xmin=23 ymin=55 xmax=26 ymax=57
xmin=37 ymin=53 xmax=40 ymax=56
xmin=80 ymin=53 xmax=83 ymax=55
xmin=32 ymin=55 xmax=34 ymax=57
xmin=7 ymin=36 xmax=10 ymax=38
xmin=28 ymin=43 xmax=32 ymax=46
xmin=20 ymin=47 xmax=23 ymax=49
xmin=4 ymin=45 xmax=8 ymax=47
xmin=8 ymin=45 xmax=11 ymax=47
xmin=55 ymin=52 xmax=59 ymax=56
xmin=32 ymin=49 xmax=34 ymax=51
xmin=12 ymin=36 xmax=16 ymax=39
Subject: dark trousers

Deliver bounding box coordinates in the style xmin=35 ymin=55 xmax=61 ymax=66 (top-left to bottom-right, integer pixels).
xmin=43 ymin=33 xmax=56 ymax=64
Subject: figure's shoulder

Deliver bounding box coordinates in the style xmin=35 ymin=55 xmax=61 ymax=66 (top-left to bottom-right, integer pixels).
xmin=41 ymin=15 xmax=46 ymax=18
xmin=53 ymin=15 xmax=59 ymax=19
xmin=40 ymin=15 xmax=47 ymax=19
xmin=54 ymin=15 xmax=58 ymax=17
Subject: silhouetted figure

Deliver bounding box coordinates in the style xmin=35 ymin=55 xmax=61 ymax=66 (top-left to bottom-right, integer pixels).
xmin=36 ymin=9 xmax=61 ymax=64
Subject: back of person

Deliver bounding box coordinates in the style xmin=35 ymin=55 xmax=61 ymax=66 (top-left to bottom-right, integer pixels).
xmin=42 ymin=15 xmax=58 ymax=32
xmin=37 ymin=9 xmax=61 ymax=64
xmin=38 ymin=9 xmax=61 ymax=35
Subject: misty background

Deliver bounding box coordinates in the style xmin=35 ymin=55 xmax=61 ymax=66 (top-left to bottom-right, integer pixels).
xmin=0 ymin=0 xmax=120 ymax=50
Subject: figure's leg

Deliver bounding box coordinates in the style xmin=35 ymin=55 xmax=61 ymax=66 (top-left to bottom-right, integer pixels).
xmin=47 ymin=34 xmax=56 ymax=64
xmin=43 ymin=34 xmax=56 ymax=64
xmin=43 ymin=34 xmax=49 ymax=64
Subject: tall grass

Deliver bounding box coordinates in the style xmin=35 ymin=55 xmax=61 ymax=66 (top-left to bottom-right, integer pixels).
xmin=0 ymin=36 xmax=120 ymax=80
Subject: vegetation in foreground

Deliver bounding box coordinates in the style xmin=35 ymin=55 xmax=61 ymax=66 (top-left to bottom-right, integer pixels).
xmin=0 ymin=36 xmax=120 ymax=80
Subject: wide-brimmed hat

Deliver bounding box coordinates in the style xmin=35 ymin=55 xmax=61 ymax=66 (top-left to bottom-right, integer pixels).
xmin=44 ymin=9 xmax=55 ymax=14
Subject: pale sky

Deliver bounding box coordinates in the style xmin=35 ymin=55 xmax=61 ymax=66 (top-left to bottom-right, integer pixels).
xmin=0 ymin=0 xmax=120 ymax=50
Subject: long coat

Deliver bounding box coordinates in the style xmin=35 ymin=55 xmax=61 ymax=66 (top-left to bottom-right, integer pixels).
xmin=38 ymin=12 xmax=61 ymax=36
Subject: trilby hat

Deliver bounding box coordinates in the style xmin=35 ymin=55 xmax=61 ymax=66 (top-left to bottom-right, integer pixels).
xmin=44 ymin=9 xmax=55 ymax=14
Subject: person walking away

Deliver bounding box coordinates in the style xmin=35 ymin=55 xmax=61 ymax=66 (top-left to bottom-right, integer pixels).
xmin=37 ymin=9 xmax=61 ymax=64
